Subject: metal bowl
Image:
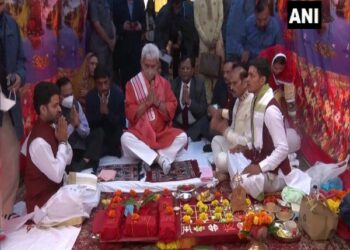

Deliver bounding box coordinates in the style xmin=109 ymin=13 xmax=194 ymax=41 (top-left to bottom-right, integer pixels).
xmin=178 ymin=192 xmax=192 ymax=202
xmin=177 ymin=184 xmax=196 ymax=193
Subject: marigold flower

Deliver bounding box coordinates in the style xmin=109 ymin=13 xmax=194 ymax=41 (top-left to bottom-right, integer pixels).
xmin=222 ymin=199 xmax=230 ymax=207
xmin=183 ymin=204 xmax=191 ymax=211
xmin=214 ymin=212 xmax=222 ymax=221
xmin=253 ymin=216 xmax=259 ymax=225
xmin=131 ymin=213 xmax=140 ymax=221
xmin=183 ymin=215 xmax=191 ymax=224
xmin=195 ymin=218 xmax=204 ymax=225
xmin=112 ymin=196 xmax=123 ymax=204
xmin=129 ymin=189 xmax=137 ymax=197
xmin=198 ymin=204 xmax=208 ymax=213
xmin=225 ymin=212 xmax=234 ymax=223
xmin=214 ymin=191 xmax=222 ymax=199
xmin=165 ymin=206 xmax=174 ymax=215
xmin=163 ymin=188 xmax=170 ymax=196
xmin=185 ymin=207 xmax=194 ymax=216
xmin=114 ymin=190 xmax=122 ymax=197
xmin=211 ymin=200 xmax=219 ymax=207
xmin=214 ymin=206 xmax=223 ymax=214
xmin=199 ymin=212 xmax=208 ymax=221
xmin=196 ymin=201 xmax=204 ymax=208
xmin=107 ymin=209 xmax=116 ymax=218
xmin=143 ymin=188 xmax=152 ymax=196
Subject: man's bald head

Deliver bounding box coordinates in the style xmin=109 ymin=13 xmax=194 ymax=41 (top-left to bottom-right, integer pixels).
xmin=229 ymin=66 xmax=248 ymax=98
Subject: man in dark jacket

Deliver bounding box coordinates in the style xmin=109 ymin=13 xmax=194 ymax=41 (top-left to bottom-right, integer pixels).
xmin=0 ymin=2 xmax=26 ymax=218
xmin=86 ymin=66 xmax=125 ymax=166
xmin=172 ymin=56 xmax=209 ymax=141
xmin=155 ymin=0 xmax=198 ymax=78
xmin=112 ymin=0 xmax=145 ymax=89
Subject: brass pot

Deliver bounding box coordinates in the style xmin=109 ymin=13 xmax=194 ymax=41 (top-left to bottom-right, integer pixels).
xmin=246 ymin=240 xmax=268 ymax=250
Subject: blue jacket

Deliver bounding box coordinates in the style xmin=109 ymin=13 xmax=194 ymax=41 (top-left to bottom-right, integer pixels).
xmin=225 ymin=0 xmax=255 ymax=58
xmin=86 ymin=85 xmax=126 ymax=131
xmin=236 ymin=14 xmax=284 ymax=59
xmin=0 ymin=12 xmax=26 ymax=139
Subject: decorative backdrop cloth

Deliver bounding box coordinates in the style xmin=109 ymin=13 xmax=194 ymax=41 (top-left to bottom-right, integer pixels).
xmin=275 ymin=1 xmax=350 ymax=162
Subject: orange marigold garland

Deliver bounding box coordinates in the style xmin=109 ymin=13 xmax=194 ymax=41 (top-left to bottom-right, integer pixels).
xmin=165 ymin=206 xmax=174 ymax=215
xmin=163 ymin=188 xmax=171 ymax=196
xmin=129 ymin=189 xmax=137 ymax=197
xmin=131 ymin=213 xmax=140 ymax=221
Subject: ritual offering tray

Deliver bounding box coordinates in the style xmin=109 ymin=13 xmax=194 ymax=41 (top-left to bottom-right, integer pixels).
xmin=195 ymin=190 xmax=215 ymax=203
xmin=273 ymin=221 xmax=301 ymax=243
xmin=177 ymin=184 xmax=196 ymax=193
xmin=276 ymin=207 xmax=294 ymax=221
xmin=177 ymin=191 xmax=240 ymax=244
xmin=91 ymin=189 xmax=177 ymax=243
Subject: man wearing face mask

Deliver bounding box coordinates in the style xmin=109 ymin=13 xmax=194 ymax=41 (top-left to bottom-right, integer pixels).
xmin=23 ymin=82 xmax=72 ymax=213
xmin=121 ymin=43 xmax=187 ymax=175
xmin=0 ymin=0 xmax=26 ymax=220
xmin=56 ymin=77 xmax=104 ymax=172
xmin=236 ymin=0 xmax=283 ymax=63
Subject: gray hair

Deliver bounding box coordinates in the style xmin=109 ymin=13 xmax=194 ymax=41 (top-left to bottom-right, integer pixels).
xmin=141 ymin=43 xmax=160 ymax=61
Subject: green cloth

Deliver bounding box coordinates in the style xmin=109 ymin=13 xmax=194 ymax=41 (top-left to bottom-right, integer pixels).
xmin=281 ymin=186 xmax=305 ymax=204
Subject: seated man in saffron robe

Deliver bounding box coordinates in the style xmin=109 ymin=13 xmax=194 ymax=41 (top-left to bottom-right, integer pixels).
xmin=233 ymin=58 xmax=308 ymax=200
xmin=24 ymin=82 xmax=72 ymax=213
xmin=121 ymin=43 xmax=187 ymax=175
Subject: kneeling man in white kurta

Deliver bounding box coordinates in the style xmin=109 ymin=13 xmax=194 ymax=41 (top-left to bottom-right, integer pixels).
xmin=231 ymin=59 xmax=309 ymax=200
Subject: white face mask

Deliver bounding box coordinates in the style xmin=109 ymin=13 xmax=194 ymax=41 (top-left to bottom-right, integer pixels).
xmin=61 ymin=95 xmax=74 ymax=109
xmin=0 ymin=91 xmax=16 ymax=112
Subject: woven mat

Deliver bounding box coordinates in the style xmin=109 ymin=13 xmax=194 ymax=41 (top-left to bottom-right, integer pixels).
xmin=145 ymin=160 xmax=200 ymax=182
xmin=97 ymin=164 xmax=141 ymax=181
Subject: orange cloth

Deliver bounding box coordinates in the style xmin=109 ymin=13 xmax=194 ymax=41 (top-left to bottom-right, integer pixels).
xmin=125 ymin=73 xmax=183 ymax=149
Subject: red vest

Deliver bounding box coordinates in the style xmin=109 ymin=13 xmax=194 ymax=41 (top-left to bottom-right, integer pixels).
xmin=24 ymin=119 xmax=62 ymax=213
xmin=245 ymin=99 xmax=291 ymax=175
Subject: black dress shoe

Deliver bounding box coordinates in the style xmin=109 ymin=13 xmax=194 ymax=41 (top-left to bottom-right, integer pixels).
xmin=203 ymin=144 xmax=212 ymax=152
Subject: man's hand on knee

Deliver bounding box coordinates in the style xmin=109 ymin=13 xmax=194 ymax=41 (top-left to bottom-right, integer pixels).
xmin=241 ymin=164 xmax=262 ymax=177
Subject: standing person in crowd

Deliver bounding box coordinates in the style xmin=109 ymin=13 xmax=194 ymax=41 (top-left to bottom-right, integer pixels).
xmin=56 ymin=77 xmax=104 ymax=172
xmin=172 ymin=56 xmax=209 ymax=141
xmin=86 ymin=66 xmax=125 ymax=167
xmin=71 ymin=52 xmax=98 ymax=111
xmin=88 ymin=0 xmax=116 ymax=75
xmin=24 ymin=82 xmax=72 ymax=213
xmin=113 ymin=0 xmax=145 ymax=89
xmin=221 ymin=0 xmax=233 ymax=49
xmin=121 ymin=43 xmax=187 ymax=175
xmin=237 ymin=0 xmax=283 ymax=63
xmin=0 ymin=0 xmax=26 ymax=219
xmin=144 ymin=0 xmax=156 ymax=43
xmin=194 ymin=0 xmax=224 ymax=103
xmin=155 ymin=0 xmax=198 ymax=79
xmin=225 ymin=0 xmax=255 ymax=59
xmin=210 ymin=65 xmax=254 ymax=180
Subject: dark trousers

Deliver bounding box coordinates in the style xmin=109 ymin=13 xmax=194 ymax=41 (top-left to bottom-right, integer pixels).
xmin=174 ymin=115 xmax=212 ymax=141
xmin=67 ymin=128 xmax=104 ymax=172
xmin=101 ymin=126 xmax=123 ymax=158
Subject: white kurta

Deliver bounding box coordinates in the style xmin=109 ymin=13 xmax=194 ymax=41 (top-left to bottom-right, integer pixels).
xmin=212 ymin=92 xmax=254 ymax=172
xmin=27 ymin=139 xmax=73 ymax=183
xmin=236 ymin=104 xmax=310 ymax=199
